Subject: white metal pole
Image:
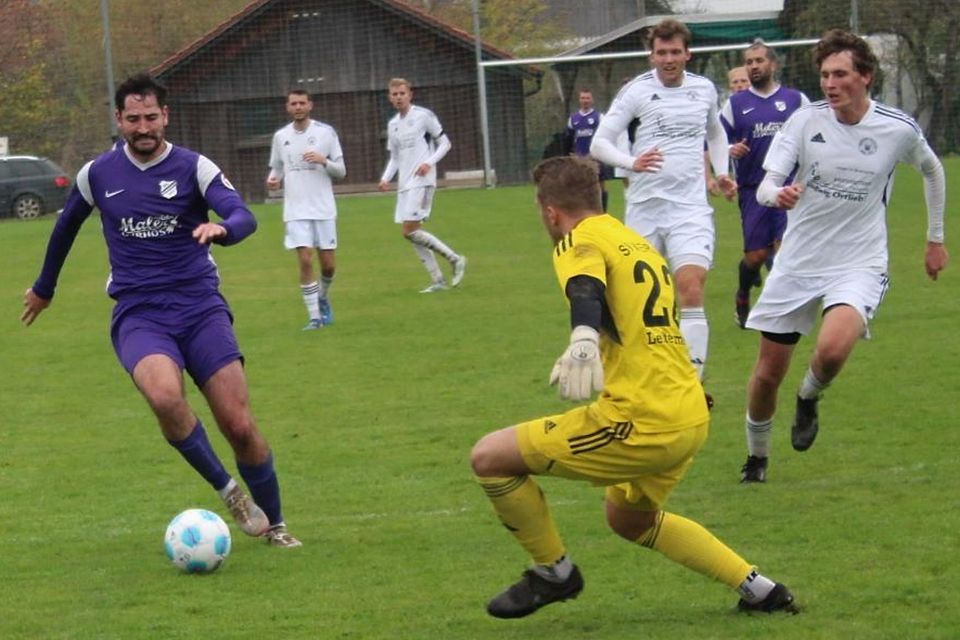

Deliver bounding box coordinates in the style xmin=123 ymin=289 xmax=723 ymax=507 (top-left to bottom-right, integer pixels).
xmin=472 ymin=0 xmax=494 ymax=187
xmin=100 ymin=0 xmax=118 ymax=141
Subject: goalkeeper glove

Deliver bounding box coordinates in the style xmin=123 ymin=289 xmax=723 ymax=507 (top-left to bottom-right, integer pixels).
xmin=549 ymin=325 xmax=604 ymax=401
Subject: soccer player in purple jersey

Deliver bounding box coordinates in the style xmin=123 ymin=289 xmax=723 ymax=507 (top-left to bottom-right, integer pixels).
xmin=564 ymin=89 xmax=610 ymax=212
xmin=21 ymin=74 xmax=301 ymax=548
xmin=720 ymin=41 xmax=809 ymax=336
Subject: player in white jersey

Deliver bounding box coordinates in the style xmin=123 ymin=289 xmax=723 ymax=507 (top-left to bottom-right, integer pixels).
xmin=267 ymin=89 xmax=346 ymax=329
xmin=739 ymin=30 xmax=948 ymax=480
xmin=591 ymin=19 xmax=737 ymax=386
xmin=378 ymin=78 xmax=467 ymax=293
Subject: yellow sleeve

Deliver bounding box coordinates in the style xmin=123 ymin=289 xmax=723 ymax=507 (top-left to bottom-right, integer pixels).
xmin=552 ymin=229 xmax=607 ymax=294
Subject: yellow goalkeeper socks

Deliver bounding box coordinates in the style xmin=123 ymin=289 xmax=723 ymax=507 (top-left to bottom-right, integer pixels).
xmin=637 ymin=511 xmax=753 ymax=589
xmin=476 ymin=475 xmax=566 ymax=565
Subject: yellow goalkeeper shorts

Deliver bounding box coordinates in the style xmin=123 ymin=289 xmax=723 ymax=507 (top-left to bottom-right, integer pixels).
xmin=516 ymin=403 xmax=709 ymax=512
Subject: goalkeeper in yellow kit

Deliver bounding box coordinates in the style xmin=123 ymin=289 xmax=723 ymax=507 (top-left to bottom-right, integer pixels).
xmin=470 ymin=156 xmax=798 ymax=619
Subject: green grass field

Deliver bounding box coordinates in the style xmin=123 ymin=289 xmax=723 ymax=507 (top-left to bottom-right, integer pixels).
xmin=1 ymin=161 xmax=958 ymax=639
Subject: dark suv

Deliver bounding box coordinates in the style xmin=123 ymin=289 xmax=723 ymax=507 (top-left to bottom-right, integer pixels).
xmin=0 ymin=155 xmax=71 ymax=220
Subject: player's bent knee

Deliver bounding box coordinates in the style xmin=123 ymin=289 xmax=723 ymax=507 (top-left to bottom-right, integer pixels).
xmin=470 ymin=433 xmax=511 ymax=477
xmin=143 ymin=386 xmax=188 ymax=419
xmin=469 ymin=438 xmax=495 ymax=476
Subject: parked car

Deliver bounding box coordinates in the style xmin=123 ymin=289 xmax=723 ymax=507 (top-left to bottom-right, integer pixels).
xmin=0 ymin=155 xmax=71 ymax=220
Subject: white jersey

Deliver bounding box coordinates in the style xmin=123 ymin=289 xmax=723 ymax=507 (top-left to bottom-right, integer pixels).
xmin=763 ymin=100 xmax=938 ymax=276
xmin=592 ymin=70 xmax=726 ymax=206
xmin=380 ymin=105 xmax=451 ymax=192
xmin=268 ymin=120 xmax=345 ymax=222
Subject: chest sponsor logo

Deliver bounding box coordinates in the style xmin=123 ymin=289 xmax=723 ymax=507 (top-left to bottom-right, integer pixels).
xmin=752 ymin=122 xmax=783 ymax=138
xmin=159 ymin=180 xmax=178 ymax=199
xmin=119 ymin=214 xmax=179 ymax=238
xmin=806 ymin=162 xmax=872 ymax=202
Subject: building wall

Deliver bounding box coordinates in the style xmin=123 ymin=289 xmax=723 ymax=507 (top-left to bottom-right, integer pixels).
xmin=158 ymin=0 xmax=529 ymax=200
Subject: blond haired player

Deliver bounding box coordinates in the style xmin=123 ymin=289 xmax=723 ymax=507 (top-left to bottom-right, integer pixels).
xmin=728 ymin=66 xmax=750 ymax=93
xmin=378 ymin=78 xmax=467 ymax=292
xmin=469 ymin=156 xmax=797 ymax=619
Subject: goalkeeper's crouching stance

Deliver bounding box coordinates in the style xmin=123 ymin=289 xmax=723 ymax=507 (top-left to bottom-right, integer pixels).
xmin=469 ymin=156 xmax=799 ymax=619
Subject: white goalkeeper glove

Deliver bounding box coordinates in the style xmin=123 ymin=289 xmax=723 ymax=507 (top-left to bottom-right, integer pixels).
xmin=549 ymin=325 xmax=604 ymax=401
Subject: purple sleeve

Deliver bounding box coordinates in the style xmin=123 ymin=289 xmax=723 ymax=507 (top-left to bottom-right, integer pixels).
xmin=32 ymin=187 xmax=95 ymax=299
xmin=204 ymin=175 xmax=257 ymax=246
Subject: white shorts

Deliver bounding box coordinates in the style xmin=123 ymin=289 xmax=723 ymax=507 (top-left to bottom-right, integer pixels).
xmin=395 ymin=187 xmax=435 ymax=223
xmin=746 ymin=269 xmax=890 ymax=337
xmin=624 ymin=198 xmax=714 ymax=270
xmin=284 ymin=219 xmax=338 ymax=250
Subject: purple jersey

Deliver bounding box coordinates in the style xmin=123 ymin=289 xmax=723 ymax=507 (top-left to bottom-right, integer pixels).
xmin=721 ymin=87 xmax=806 ymax=187
xmin=33 ymin=144 xmax=256 ymax=303
xmin=566 ymin=109 xmax=601 ymax=157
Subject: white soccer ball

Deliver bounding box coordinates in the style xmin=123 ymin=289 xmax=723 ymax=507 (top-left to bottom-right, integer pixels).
xmin=164 ymin=508 xmax=232 ymax=573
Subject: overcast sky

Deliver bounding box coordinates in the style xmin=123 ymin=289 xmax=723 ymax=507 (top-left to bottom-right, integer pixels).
xmin=672 ymin=0 xmax=784 ymax=13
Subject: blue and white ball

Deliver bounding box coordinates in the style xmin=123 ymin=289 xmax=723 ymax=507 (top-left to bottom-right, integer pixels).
xmin=164 ymin=509 xmax=231 ymax=573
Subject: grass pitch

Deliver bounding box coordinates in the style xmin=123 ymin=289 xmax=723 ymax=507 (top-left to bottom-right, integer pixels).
xmin=1 ymin=160 xmax=958 ymax=639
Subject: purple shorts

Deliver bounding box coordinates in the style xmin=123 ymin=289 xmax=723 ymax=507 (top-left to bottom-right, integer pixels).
xmin=739 ymin=185 xmax=787 ymax=252
xmin=110 ymin=292 xmax=242 ymax=389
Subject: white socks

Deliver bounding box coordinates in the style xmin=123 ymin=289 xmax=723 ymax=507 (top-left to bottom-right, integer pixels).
xmin=737 ymin=569 xmax=776 ymax=603
xmin=300 ymin=281 xmax=321 ymax=320
xmin=798 ymin=367 xmax=829 ymax=400
xmin=319 ymin=274 xmax=334 ymax=300
xmin=532 ymin=555 xmax=573 ymax=583
xmin=680 ymin=307 xmax=709 ymax=380
xmin=745 ymin=414 xmax=773 ymax=458
xmin=407 ymin=228 xmax=458 ymax=263
xmin=216 ymin=478 xmax=238 ymax=500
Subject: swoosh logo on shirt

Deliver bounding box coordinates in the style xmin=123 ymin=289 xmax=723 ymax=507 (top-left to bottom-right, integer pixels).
xmin=741 ymin=107 xmax=755 ymax=115
xmin=105 ymin=189 xmax=125 ymax=198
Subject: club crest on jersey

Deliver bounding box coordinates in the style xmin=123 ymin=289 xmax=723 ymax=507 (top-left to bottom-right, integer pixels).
xmin=775 ymin=100 xmax=787 ymax=111
xmin=159 ymin=180 xmax=178 ymax=199
xmin=858 ymin=138 xmax=878 ymax=155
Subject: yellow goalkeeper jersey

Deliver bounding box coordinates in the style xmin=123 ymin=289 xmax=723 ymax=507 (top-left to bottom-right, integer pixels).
xmin=552 ymin=214 xmax=708 ymax=432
